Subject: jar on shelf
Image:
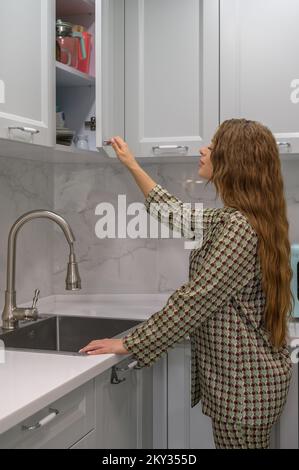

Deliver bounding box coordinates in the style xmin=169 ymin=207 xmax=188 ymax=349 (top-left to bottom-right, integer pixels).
xmin=56 ymin=20 xmax=87 ymax=70
xmin=74 ymin=135 xmax=89 ymax=151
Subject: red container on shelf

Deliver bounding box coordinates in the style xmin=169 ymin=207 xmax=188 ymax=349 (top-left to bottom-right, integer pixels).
xmin=57 ymin=36 xmax=79 ymax=68
xmin=77 ymin=32 xmax=92 ymax=74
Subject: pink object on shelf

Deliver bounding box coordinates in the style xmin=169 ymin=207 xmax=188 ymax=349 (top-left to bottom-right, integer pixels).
xmin=77 ymin=32 xmax=92 ymax=74
xmin=57 ymin=36 xmax=79 ymax=69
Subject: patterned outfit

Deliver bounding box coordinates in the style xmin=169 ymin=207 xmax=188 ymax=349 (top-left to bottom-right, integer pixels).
xmin=211 ymin=420 xmax=272 ymax=449
xmin=122 ymin=184 xmax=292 ymax=449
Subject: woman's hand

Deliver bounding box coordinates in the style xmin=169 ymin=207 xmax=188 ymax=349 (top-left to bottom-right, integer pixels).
xmin=79 ymin=338 xmax=129 ymax=356
xmin=108 ymin=135 xmax=157 ymax=199
xmin=110 ymin=136 xmax=137 ymax=168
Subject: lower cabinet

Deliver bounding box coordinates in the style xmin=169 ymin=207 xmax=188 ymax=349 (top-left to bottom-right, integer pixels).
xmin=70 ymin=430 xmax=96 ymax=449
xmin=95 ymin=357 xmax=153 ymax=449
xmin=167 ymin=340 xmax=215 ymax=449
xmin=1 ymin=347 xmax=295 ymax=449
xmin=0 ymin=380 xmax=95 ymax=449
xmin=0 ymin=357 xmax=153 ymax=449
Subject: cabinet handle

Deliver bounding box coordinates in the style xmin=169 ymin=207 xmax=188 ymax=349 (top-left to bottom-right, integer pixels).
xmin=152 ymin=145 xmax=189 ymax=155
xmin=111 ymin=360 xmax=141 ymax=385
xmin=116 ymin=360 xmax=140 ymax=372
xmin=8 ymin=126 xmax=40 ymax=135
xmin=110 ymin=366 xmax=126 ymax=385
xmin=277 ymin=141 xmax=291 ymax=152
xmin=21 ymin=408 xmax=59 ymax=431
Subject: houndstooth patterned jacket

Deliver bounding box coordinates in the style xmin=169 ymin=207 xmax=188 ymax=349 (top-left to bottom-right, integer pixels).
xmin=122 ymin=184 xmax=293 ymax=426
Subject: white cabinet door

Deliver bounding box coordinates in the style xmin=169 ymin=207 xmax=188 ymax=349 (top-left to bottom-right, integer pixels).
xmin=125 ymin=0 xmax=219 ymax=158
xmin=221 ymin=0 xmax=299 ymax=154
xmin=95 ymin=360 xmax=144 ymax=449
xmin=0 ymin=0 xmax=54 ymax=146
xmin=0 ymin=380 xmax=95 ymax=449
xmin=167 ymin=341 xmax=214 ymax=449
xmin=98 ymin=0 xmax=125 ymax=156
xmin=70 ymin=430 xmax=96 ymax=449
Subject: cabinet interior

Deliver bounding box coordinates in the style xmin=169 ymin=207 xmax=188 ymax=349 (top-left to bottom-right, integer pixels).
xmin=56 ymin=0 xmax=96 ymax=151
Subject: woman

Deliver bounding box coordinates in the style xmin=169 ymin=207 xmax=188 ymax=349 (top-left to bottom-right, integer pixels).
xmin=80 ymin=119 xmax=293 ymax=449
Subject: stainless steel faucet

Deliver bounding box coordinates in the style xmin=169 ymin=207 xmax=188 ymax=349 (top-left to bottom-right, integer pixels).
xmin=2 ymin=210 xmax=82 ymax=330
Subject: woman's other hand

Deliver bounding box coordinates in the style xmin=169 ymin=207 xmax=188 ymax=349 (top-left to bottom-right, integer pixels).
xmin=110 ymin=136 xmax=136 ymax=168
xmin=79 ymin=338 xmax=129 ymax=356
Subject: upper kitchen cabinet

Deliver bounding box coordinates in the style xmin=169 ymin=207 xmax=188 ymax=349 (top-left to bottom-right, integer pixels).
xmin=55 ymin=0 xmax=124 ymax=154
xmin=0 ymin=0 xmax=55 ymax=146
xmin=55 ymin=0 xmax=98 ymax=151
xmin=124 ymin=0 xmax=220 ymax=158
xmin=100 ymin=0 xmax=125 ymax=155
xmin=220 ymin=0 xmax=299 ymax=154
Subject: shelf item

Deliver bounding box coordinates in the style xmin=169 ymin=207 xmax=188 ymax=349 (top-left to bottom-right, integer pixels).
xmin=56 ymin=127 xmax=75 ymax=146
xmin=56 ymin=0 xmax=95 ymax=17
xmin=56 ymin=61 xmax=95 ymax=87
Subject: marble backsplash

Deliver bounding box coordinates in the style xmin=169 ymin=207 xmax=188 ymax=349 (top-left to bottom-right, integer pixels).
xmin=52 ymin=158 xmax=299 ymax=296
xmin=0 ymin=153 xmax=298 ymax=307
xmin=0 ymin=156 xmax=53 ymax=309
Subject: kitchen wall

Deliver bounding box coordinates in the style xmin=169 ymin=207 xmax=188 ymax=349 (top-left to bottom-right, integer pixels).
xmin=0 ymin=155 xmax=53 ymax=310
xmin=52 ymin=160 xmax=220 ymax=295
xmin=0 ymin=156 xmax=298 ymax=308
xmin=52 ymin=158 xmax=299 ymax=296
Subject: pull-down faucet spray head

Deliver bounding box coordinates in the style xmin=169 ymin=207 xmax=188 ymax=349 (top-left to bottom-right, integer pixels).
xmin=66 ymin=246 xmax=82 ymax=291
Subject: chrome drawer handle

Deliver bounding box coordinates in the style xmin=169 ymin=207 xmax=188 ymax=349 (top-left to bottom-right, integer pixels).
xmin=8 ymin=126 xmax=40 ymax=135
xmin=277 ymin=141 xmax=291 ymax=152
xmin=152 ymin=145 xmax=189 ymax=155
xmin=21 ymin=408 xmax=59 ymax=431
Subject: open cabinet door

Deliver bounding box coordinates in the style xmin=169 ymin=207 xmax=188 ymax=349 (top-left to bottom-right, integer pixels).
xmin=97 ymin=0 xmax=125 ymax=157
xmin=0 ymin=0 xmax=55 ymax=146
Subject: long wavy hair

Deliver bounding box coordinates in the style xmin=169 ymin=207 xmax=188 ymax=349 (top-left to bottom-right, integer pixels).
xmin=209 ymin=119 xmax=293 ymax=349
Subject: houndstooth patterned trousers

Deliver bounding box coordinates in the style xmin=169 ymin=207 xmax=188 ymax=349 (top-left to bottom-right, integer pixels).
xmin=212 ymin=420 xmax=272 ymax=449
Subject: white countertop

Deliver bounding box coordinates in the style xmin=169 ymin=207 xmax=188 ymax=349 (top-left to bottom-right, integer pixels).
xmin=0 ymin=294 xmax=169 ymax=435
xmin=0 ymin=293 xmax=298 ymax=435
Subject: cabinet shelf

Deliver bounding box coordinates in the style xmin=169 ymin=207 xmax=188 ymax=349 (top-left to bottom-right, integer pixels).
xmin=56 ymin=62 xmax=95 ymax=87
xmin=56 ymin=0 xmax=95 ymax=17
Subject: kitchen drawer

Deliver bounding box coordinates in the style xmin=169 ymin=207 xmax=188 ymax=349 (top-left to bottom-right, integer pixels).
xmin=0 ymin=380 xmax=95 ymax=449
xmin=70 ymin=429 xmax=96 ymax=449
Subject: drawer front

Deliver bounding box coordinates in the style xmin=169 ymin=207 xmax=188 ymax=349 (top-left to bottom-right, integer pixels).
xmin=0 ymin=380 xmax=95 ymax=449
xmin=70 ymin=430 xmax=96 ymax=449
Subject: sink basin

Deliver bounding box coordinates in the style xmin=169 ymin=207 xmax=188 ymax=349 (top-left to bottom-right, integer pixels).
xmin=0 ymin=315 xmax=142 ymax=355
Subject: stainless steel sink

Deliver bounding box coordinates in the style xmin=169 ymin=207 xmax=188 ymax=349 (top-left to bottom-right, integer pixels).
xmin=0 ymin=315 xmax=142 ymax=356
